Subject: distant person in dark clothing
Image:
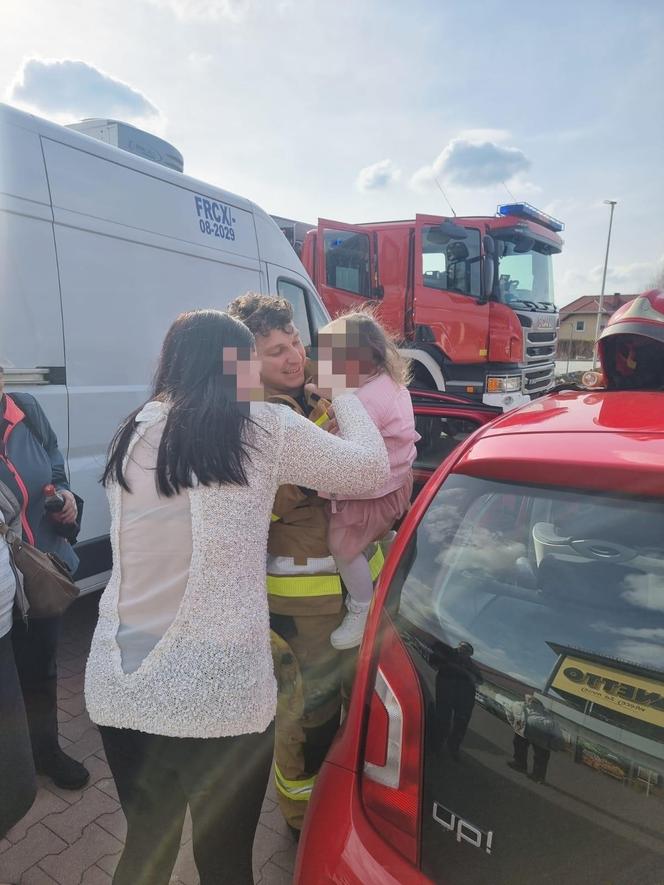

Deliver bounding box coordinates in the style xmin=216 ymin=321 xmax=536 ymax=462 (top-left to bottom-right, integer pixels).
xmin=0 ymin=367 xmax=88 ymax=790
xmin=507 ymin=694 xmax=563 ymax=784
xmin=432 ymin=641 xmax=482 ymax=759
xmin=0 ymin=483 xmax=36 ymax=837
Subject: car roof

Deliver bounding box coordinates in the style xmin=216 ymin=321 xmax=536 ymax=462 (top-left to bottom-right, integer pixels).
xmin=452 ymin=390 xmax=664 ymax=497
xmin=484 ymin=390 xmax=664 ymax=436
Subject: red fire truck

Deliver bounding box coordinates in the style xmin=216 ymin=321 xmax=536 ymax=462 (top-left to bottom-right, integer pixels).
xmin=299 ymin=204 xmax=563 ymax=409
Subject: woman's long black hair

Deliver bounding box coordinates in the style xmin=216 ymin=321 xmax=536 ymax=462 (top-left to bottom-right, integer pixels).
xmin=102 ymin=310 xmax=258 ymax=495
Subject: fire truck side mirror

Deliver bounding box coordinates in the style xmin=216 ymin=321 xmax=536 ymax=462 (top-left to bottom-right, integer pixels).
xmin=432 ymin=220 xmax=468 ymax=242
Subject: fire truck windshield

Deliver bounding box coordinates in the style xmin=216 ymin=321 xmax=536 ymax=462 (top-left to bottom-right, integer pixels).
xmin=498 ymin=242 xmax=556 ymax=309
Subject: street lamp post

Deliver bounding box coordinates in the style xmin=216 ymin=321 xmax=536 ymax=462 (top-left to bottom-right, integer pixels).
xmin=593 ymin=199 xmax=618 ymax=366
xmin=566 ymin=321 xmax=575 ymax=374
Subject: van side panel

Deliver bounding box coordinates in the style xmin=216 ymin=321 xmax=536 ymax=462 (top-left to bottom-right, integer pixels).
xmin=41 ymin=138 xmax=263 ymax=548
xmin=0 ymin=119 xmax=68 ymax=449
xmin=42 ymin=138 xmax=260 ymax=262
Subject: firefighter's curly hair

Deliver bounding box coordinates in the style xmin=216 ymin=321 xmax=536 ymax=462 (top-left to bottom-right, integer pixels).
xmin=227 ymin=292 xmax=294 ymax=338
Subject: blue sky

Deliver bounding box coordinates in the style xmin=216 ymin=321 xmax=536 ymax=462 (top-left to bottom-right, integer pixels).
xmin=3 ymin=0 xmax=663 ymax=305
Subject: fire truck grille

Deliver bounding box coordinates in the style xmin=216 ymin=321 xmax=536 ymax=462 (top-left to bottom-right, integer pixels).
xmin=525 ymin=329 xmax=557 ymax=363
xmin=524 ymin=363 xmax=555 ymax=394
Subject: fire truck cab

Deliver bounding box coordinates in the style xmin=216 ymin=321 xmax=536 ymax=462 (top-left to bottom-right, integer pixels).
xmin=301 ymin=204 xmax=563 ymax=410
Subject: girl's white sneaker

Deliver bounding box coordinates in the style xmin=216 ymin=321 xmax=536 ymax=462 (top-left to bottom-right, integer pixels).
xmin=331 ymin=599 xmax=370 ymax=650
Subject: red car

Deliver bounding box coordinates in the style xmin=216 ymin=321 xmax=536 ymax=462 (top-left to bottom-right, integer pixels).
xmin=295 ymin=389 xmax=664 ymax=885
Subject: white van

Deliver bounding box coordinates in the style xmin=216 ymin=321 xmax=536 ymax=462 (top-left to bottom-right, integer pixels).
xmin=0 ymin=103 xmax=329 ymax=591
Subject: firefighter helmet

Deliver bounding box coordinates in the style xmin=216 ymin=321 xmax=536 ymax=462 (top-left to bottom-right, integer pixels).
xmin=597 ymin=289 xmax=664 ymax=389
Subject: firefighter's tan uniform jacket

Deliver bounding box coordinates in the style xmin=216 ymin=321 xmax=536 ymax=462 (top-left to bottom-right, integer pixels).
xmin=266 ymin=385 xmax=383 ymax=828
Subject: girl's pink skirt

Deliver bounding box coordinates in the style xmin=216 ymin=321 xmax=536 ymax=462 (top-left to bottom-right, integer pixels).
xmin=328 ymin=473 xmax=413 ymax=561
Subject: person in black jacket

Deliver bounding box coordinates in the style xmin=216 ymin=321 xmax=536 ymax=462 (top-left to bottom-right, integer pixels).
xmin=432 ymin=641 xmax=482 ymax=759
xmin=0 ymin=367 xmax=88 ymax=789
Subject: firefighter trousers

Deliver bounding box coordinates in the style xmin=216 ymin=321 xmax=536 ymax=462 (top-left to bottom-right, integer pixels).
xmin=270 ymin=610 xmax=356 ymax=830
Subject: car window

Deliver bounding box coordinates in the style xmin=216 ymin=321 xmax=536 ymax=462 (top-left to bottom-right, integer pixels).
xmin=414 ymin=414 xmax=480 ymax=472
xmin=388 ymin=473 xmax=664 ymax=883
xmin=276 ymin=278 xmax=312 ymax=346
xmin=396 ymin=475 xmax=664 ymax=736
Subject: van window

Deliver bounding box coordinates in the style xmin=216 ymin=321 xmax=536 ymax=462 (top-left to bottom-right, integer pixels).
xmin=324 ymin=230 xmax=371 ymax=296
xmin=422 ymin=226 xmax=481 ymax=297
xmin=277 ymin=279 xmax=312 ymax=346
xmin=306 ymin=290 xmax=330 ymax=336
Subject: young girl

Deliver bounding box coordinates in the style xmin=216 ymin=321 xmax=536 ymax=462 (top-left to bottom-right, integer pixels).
xmin=313 ymin=310 xmax=420 ymax=649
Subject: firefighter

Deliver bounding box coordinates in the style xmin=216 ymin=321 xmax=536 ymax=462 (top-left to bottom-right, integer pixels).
xmin=597 ymin=289 xmax=664 ymax=390
xmin=228 ymin=293 xmax=384 ymax=836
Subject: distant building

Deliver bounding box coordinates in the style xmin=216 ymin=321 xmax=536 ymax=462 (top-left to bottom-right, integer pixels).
xmin=558 ymin=293 xmax=637 ymax=358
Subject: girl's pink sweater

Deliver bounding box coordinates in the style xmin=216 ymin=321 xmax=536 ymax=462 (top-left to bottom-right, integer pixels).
xmin=342 ymin=373 xmax=420 ymax=500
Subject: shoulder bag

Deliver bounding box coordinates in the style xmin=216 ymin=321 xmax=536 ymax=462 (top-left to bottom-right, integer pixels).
xmin=0 ymin=522 xmax=79 ymax=618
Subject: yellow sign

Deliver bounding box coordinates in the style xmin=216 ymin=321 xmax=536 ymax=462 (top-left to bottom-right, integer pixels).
xmin=552 ymin=655 xmax=664 ymax=729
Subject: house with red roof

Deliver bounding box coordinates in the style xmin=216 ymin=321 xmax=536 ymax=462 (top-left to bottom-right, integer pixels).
xmin=558 ymin=293 xmax=637 ymax=357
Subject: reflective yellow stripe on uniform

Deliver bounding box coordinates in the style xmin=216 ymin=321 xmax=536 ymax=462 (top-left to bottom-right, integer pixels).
xmin=369 ymin=544 xmax=384 ymax=581
xmin=314 ymin=411 xmax=330 ymax=427
xmin=274 ymin=764 xmax=316 ymax=801
xmin=267 ymin=573 xmax=342 ymax=598
xmin=271 ymin=513 xmax=281 ymax=522
xmin=266 ymin=545 xmax=384 ymax=598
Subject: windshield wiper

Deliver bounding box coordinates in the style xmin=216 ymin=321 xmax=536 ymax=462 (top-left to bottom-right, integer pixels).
xmin=507 ymin=299 xmax=540 ymax=310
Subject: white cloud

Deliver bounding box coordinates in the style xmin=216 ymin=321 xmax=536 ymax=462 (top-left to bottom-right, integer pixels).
xmin=356 ymin=158 xmax=401 ymax=192
xmin=409 ymin=164 xmax=437 ymax=193
xmin=505 ymin=173 xmax=542 ymax=198
xmin=542 ymin=198 xmax=584 ymax=218
xmin=616 ymin=642 xmax=664 ymax=668
xmin=187 ymin=51 xmax=215 ymax=70
xmin=145 ymin=0 xmax=250 ymax=21
xmin=435 ymin=137 xmax=531 ymax=188
xmin=458 ymin=128 xmax=511 ymax=143
xmin=410 ymin=133 xmax=531 ymax=193
xmin=563 ymin=254 xmax=664 ymax=297
xmin=8 ymin=58 xmax=158 ymax=122
xmin=622 ymin=576 xmax=664 ymax=613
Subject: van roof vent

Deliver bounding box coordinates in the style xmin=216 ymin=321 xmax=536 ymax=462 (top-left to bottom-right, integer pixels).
xmin=66 ymin=119 xmax=184 ymax=173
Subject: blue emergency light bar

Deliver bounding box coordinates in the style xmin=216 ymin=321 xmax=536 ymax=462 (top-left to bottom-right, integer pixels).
xmin=497 ymin=203 xmax=565 ymax=233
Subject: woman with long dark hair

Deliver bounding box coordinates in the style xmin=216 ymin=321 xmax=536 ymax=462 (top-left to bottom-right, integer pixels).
xmin=84 ymin=309 xmax=389 ymax=885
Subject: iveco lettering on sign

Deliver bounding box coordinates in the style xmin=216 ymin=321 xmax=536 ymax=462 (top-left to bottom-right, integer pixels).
xmin=194 ymin=195 xmax=237 ymax=242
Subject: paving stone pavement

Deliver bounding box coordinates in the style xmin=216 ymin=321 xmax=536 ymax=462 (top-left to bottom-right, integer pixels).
xmin=0 ymin=593 xmax=297 ymax=885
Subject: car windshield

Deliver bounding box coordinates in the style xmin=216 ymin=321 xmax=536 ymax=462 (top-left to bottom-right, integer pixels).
xmin=497 ymin=242 xmax=555 ymax=308
xmin=397 ymin=474 xmax=664 ymax=742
